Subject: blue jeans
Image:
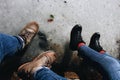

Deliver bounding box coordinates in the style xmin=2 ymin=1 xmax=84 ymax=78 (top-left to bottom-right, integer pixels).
xmin=34 ymin=67 xmax=67 ymax=80
xmin=33 ymin=45 xmax=120 ymax=80
xmin=1 ymin=33 xmax=120 ymax=80
xmin=0 ymin=33 xmax=23 ymax=63
xmin=78 ymin=45 xmax=120 ymax=80
xmin=0 ymin=33 xmax=67 ymax=80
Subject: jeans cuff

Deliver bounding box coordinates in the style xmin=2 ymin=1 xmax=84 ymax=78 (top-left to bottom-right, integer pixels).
xmin=15 ymin=35 xmax=25 ymax=48
xmin=33 ymin=67 xmax=49 ymax=78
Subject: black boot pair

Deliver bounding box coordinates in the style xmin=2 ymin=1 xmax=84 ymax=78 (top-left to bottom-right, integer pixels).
xmin=69 ymin=24 xmax=104 ymax=52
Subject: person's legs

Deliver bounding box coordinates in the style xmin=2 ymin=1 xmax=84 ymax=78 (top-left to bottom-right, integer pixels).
xmin=69 ymin=25 xmax=120 ymax=80
xmin=34 ymin=67 xmax=66 ymax=80
xmin=78 ymin=44 xmax=120 ymax=80
xmin=89 ymin=32 xmax=120 ymax=63
xmin=18 ymin=51 xmax=67 ymax=80
xmin=88 ymin=32 xmax=114 ymax=79
xmin=0 ymin=21 xmax=39 ymax=63
xmin=0 ymin=33 xmax=23 ymax=63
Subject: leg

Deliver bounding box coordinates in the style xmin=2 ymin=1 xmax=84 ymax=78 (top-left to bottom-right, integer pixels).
xmin=34 ymin=67 xmax=66 ymax=80
xmin=69 ymin=25 xmax=120 ymax=80
xmin=89 ymin=32 xmax=120 ymax=64
xmin=18 ymin=51 xmax=67 ymax=80
xmin=0 ymin=33 xmax=23 ymax=63
xmin=78 ymin=45 xmax=120 ymax=80
xmin=0 ymin=21 xmax=39 ymax=63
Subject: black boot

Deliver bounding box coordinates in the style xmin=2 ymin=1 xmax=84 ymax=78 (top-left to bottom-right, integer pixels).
xmin=69 ymin=24 xmax=85 ymax=51
xmin=89 ymin=32 xmax=104 ymax=52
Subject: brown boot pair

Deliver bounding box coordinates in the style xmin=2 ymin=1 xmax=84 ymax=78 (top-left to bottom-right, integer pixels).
xmin=18 ymin=22 xmax=57 ymax=79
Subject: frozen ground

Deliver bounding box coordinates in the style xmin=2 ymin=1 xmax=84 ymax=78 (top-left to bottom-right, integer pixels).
xmin=0 ymin=0 xmax=120 ymax=79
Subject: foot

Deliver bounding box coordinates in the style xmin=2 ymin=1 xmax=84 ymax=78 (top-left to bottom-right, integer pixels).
xmin=89 ymin=32 xmax=104 ymax=52
xmin=69 ymin=24 xmax=85 ymax=51
xmin=18 ymin=51 xmax=56 ymax=78
xmin=19 ymin=21 xmax=39 ymax=46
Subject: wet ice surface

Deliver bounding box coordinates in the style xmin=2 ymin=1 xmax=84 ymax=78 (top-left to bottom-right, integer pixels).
xmin=0 ymin=0 xmax=120 ymax=80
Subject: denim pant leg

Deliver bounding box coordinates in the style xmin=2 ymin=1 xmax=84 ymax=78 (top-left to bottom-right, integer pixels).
xmin=34 ymin=67 xmax=67 ymax=80
xmin=0 ymin=33 xmax=23 ymax=63
xmin=78 ymin=45 xmax=120 ymax=80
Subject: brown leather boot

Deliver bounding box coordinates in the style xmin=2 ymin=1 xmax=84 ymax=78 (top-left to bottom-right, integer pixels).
xmin=19 ymin=21 xmax=39 ymax=46
xmin=18 ymin=51 xmax=56 ymax=79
